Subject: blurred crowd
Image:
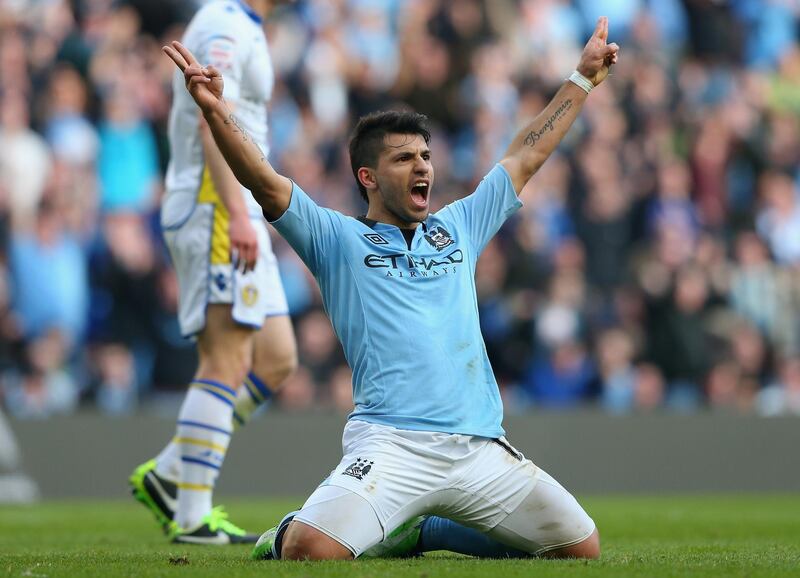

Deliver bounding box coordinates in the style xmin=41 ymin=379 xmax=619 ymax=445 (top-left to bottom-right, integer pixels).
xmin=0 ymin=0 xmax=799 ymax=420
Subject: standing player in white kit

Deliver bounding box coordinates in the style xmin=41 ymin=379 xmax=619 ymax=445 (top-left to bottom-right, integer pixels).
xmin=129 ymin=0 xmax=297 ymax=545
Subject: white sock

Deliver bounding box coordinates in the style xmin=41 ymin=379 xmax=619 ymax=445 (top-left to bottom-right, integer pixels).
xmin=154 ymin=440 xmax=180 ymax=481
xmin=154 ymin=372 xmax=272 ymax=483
xmin=174 ymin=380 xmax=235 ymax=529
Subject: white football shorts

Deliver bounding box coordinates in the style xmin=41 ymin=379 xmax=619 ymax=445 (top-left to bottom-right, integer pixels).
xmin=163 ymin=203 xmax=289 ymax=338
xmin=293 ymin=420 xmax=595 ymax=557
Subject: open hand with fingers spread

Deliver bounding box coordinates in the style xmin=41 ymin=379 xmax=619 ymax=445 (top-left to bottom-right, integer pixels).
xmin=576 ymin=17 xmax=620 ymax=87
xmin=163 ymin=41 xmax=224 ymax=114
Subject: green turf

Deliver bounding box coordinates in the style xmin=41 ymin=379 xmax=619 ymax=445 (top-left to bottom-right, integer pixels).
xmin=1 ymin=495 xmax=799 ymax=577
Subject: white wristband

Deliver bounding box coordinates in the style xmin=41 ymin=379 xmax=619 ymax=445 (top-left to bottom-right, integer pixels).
xmin=567 ymin=70 xmax=594 ymax=94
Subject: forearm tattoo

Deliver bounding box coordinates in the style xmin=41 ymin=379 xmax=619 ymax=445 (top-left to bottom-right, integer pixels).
xmin=224 ymin=113 xmax=267 ymax=162
xmin=523 ymin=99 xmax=574 ymax=148
xmin=224 ymin=114 xmax=249 ymax=142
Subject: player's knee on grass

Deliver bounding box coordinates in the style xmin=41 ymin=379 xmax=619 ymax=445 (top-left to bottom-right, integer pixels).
xmin=281 ymin=521 xmax=354 ymax=561
xmin=542 ymin=528 xmax=600 ymax=559
xmin=487 ymin=468 xmax=597 ymax=558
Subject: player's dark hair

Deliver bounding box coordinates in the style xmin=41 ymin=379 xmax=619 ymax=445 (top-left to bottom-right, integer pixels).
xmin=348 ymin=111 xmax=431 ymax=203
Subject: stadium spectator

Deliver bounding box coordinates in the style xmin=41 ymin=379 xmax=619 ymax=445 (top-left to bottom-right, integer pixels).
xmin=756 ymin=355 xmax=800 ymax=416
xmin=729 ymin=231 xmax=798 ymax=354
xmin=0 ymin=90 xmax=52 ymax=231
xmin=3 ymin=328 xmax=79 ymax=419
xmin=9 ymin=198 xmax=88 ymax=349
xmin=90 ymin=212 xmax=164 ymax=396
xmin=146 ymin=267 xmax=198 ymax=393
xmin=521 ymin=338 xmax=597 ymax=409
xmin=645 ymin=266 xmax=714 ymax=410
xmin=42 ymin=65 xmax=98 ymax=169
xmin=295 ymin=309 xmax=346 ymax=391
xmin=596 ymin=327 xmax=637 ymax=414
xmin=756 ymin=171 xmax=800 ymax=266
xmin=576 ymin=178 xmax=633 ymax=294
xmin=97 ymin=89 xmax=160 ymax=213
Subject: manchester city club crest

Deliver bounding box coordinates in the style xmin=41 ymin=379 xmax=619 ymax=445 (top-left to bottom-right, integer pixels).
xmin=424 ymin=226 xmax=455 ymax=251
xmin=342 ymin=457 xmax=374 ymax=481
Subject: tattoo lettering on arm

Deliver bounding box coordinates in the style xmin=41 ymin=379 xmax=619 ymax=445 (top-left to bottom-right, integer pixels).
xmin=523 ymin=99 xmax=574 ymax=148
xmin=224 ymin=114 xmax=249 ymax=142
xmin=224 ymin=113 xmax=268 ymax=163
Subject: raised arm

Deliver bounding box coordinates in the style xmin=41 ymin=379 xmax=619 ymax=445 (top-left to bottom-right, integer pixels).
xmin=500 ymin=17 xmax=619 ymax=194
xmin=163 ymin=41 xmax=292 ymax=221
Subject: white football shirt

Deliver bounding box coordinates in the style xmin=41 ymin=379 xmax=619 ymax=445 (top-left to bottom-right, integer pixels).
xmin=163 ymin=0 xmax=274 ymax=227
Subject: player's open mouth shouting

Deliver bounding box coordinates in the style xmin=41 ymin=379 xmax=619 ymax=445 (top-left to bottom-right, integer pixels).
xmin=410 ymin=179 xmax=430 ymax=209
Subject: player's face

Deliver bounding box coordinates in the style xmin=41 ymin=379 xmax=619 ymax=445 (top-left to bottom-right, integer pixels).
xmin=371 ymin=133 xmax=434 ymax=228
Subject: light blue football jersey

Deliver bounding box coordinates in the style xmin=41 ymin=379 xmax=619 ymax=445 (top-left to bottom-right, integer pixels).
xmin=271 ymin=164 xmax=522 ymax=437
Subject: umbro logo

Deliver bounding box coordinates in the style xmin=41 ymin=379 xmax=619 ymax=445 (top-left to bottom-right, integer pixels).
xmin=342 ymin=457 xmax=374 ymax=481
xmin=364 ymin=233 xmax=388 ymax=245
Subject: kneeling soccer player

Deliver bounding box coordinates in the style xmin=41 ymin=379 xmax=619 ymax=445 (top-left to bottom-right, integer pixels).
xmin=163 ymin=15 xmax=619 ymax=560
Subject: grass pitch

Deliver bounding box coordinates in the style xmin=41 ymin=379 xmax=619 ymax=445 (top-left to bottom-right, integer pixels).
xmin=1 ymin=495 xmax=798 ymax=577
